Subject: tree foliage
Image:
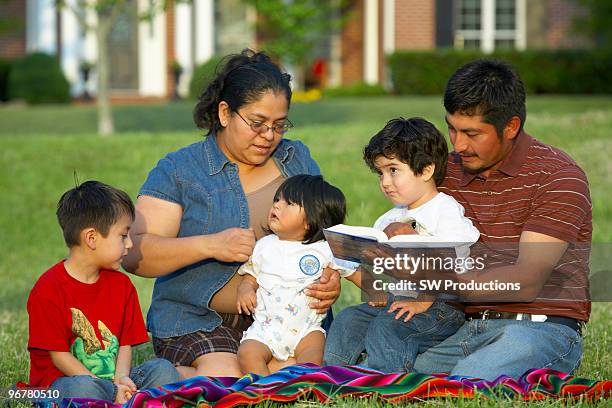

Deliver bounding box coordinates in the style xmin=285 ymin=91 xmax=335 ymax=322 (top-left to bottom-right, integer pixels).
xmin=241 ymin=0 xmax=349 ymax=88
xmin=574 ymin=0 xmax=612 ymax=48
xmin=56 ymin=0 xmax=184 ymax=135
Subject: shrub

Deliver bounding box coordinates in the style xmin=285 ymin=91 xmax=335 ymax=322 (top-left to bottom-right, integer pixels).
xmin=188 ymin=56 xmax=224 ymax=100
xmin=323 ymin=82 xmax=388 ymax=97
xmin=8 ymin=52 xmax=70 ymax=104
xmin=388 ymin=49 xmax=612 ymax=95
xmin=388 ymin=50 xmax=481 ymax=95
xmin=0 ymin=59 xmax=11 ymax=102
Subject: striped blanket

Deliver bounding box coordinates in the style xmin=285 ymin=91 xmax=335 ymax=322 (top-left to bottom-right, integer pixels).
xmin=46 ymin=365 xmax=612 ymax=407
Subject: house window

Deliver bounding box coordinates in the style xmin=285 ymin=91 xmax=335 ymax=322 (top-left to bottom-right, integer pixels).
xmin=454 ymin=0 xmax=524 ymax=52
xmin=455 ymin=0 xmax=482 ymax=47
xmin=460 ymin=0 xmax=481 ymax=30
xmin=496 ymin=0 xmax=515 ymax=30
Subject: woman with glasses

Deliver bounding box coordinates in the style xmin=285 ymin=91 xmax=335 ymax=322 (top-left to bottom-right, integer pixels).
xmin=122 ymin=49 xmax=340 ymax=379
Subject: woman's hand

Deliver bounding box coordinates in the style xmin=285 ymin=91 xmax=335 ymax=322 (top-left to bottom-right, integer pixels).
xmin=210 ymin=228 xmax=256 ymax=263
xmin=305 ymin=268 xmax=341 ymax=314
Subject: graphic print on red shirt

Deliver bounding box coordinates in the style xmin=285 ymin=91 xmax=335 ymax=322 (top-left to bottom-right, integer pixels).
xmin=27 ymin=261 xmax=149 ymax=387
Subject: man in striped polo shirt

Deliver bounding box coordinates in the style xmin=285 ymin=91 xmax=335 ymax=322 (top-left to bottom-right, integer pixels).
xmin=409 ymin=59 xmax=591 ymax=380
xmin=324 ymin=59 xmax=591 ymax=381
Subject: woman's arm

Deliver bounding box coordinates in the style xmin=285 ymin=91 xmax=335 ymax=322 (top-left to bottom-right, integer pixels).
xmin=123 ymin=196 xmax=256 ymax=278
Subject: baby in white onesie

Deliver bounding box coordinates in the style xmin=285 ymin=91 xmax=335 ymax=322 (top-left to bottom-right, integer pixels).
xmin=236 ymin=175 xmax=359 ymax=376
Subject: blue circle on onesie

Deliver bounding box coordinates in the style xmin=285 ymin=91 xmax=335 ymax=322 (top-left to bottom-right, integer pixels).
xmin=299 ymin=255 xmax=321 ymax=276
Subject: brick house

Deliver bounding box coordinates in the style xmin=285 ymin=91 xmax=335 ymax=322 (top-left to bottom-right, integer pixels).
xmin=0 ymin=0 xmax=588 ymax=99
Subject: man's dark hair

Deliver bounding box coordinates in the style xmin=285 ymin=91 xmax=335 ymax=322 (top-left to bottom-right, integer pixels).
xmin=444 ymin=59 xmax=526 ymax=138
xmin=274 ymin=175 xmax=346 ymax=244
xmin=56 ymin=180 xmax=135 ymax=247
xmin=363 ymin=117 xmax=448 ymax=185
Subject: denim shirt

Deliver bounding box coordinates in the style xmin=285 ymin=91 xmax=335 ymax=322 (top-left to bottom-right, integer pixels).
xmin=139 ymin=134 xmax=321 ymax=338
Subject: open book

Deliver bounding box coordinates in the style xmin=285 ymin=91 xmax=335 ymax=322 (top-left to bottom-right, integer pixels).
xmin=323 ymin=224 xmax=455 ymax=264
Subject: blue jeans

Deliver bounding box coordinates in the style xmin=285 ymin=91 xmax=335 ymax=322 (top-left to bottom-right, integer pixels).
xmin=323 ymin=298 xmax=464 ymax=372
xmin=49 ymin=358 xmax=180 ymax=403
xmin=324 ymin=301 xmax=386 ymax=366
xmin=325 ymin=303 xmax=583 ymax=381
xmin=414 ymin=319 xmax=583 ymax=381
xmin=365 ymin=301 xmax=465 ymax=373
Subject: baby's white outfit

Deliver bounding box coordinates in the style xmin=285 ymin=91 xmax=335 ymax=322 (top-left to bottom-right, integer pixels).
xmin=238 ymin=234 xmax=355 ymax=361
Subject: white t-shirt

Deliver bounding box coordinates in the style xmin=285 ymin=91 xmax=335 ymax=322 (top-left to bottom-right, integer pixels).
xmin=237 ymin=234 xmax=355 ymax=360
xmin=373 ymin=192 xmax=480 ymax=258
xmin=238 ymin=234 xmax=355 ymax=289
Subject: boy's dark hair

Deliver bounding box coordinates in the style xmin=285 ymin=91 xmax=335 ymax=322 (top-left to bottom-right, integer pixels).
xmin=444 ymin=59 xmax=526 ymax=139
xmin=363 ymin=117 xmax=448 ymax=185
xmin=274 ymin=175 xmax=346 ymax=244
xmin=56 ymin=180 xmax=135 ymax=247
xmin=193 ymin=48 xmax=292 ymax=134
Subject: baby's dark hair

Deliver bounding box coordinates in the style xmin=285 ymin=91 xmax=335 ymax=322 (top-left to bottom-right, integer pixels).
xmin=274 ymin=175 xmax=346 ymax=244
xmin=193 ymin=48 xmax=292 ymax=134
xmin=56 ymin=180 xmax=135 ymax=247
xmin=363 ymin=117 xmax=448 ymax=185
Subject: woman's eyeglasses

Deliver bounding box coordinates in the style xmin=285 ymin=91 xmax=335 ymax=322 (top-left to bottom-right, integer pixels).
xmin=234 ymin=110 xmax=293 ymax=135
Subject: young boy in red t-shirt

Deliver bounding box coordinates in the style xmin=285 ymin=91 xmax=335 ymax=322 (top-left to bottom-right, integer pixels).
xmin=27 ymin=181 xmax=179 ymax=404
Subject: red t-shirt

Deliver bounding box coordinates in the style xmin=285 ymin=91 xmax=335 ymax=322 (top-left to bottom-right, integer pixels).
xmin=27 ymin=261 xmax=150 ymax=387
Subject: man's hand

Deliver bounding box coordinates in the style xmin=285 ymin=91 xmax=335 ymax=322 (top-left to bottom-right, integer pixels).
xmin=306 ymin=267 xmax=341 ymax=314
xmin=388 ymin=300 xmax=433 ymax=322
xmin=383 ymin=222 xmax=417 ymax=238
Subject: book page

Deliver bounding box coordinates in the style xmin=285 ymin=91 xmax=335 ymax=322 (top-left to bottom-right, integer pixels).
xmin=325 ymin=224 xmax=389 ymax=242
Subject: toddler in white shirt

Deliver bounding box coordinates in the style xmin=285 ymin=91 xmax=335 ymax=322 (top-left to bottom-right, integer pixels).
xmin=236 ymin=175 xmax=359 ymax=376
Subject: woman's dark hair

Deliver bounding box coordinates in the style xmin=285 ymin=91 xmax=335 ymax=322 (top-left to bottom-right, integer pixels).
xmin=56 ymin=180 xmax=135 ymax=247
xmin=273 ymin=175 xmax=346 ymax=244
xmin=444 ymin=59 xmax=526 ymax=139
xmin=193 ymin=49 xmax=292 ymax=134
xmin=363 ymin=117 xmax=448 ymax=185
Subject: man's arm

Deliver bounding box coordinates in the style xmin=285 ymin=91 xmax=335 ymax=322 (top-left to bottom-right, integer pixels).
xmin=451 ymin=231 xmax=568 ymax=301
xmin=383 ymin=223 xmax=568 ymax=302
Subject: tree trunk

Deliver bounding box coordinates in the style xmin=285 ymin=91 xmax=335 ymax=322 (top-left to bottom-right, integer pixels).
xmin=96 ymin=15 xmax=114 ymax=136
xmin=293 ymin=64 xmax=306 ymax=91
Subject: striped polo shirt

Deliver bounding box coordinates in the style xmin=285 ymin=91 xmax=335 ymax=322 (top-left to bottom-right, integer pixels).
xmin=439 ymin=132 xmax=592 ymax=321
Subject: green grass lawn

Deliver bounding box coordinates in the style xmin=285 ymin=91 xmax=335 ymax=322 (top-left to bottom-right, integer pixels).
xmin=0 ymin=96 xmax=610 ymax=406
